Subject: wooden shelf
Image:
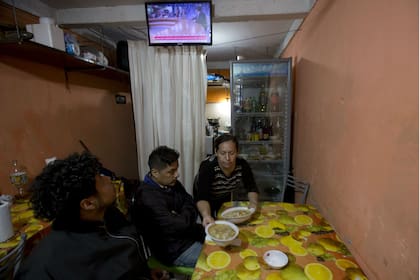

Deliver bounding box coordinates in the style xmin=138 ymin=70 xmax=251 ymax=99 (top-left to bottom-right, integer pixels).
xmin=0 ymin=40 xmax=129 ymax=83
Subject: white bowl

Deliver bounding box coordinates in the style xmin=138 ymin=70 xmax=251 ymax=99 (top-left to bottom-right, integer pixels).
xmin=221 ymin=206 xmax=255 ymax=224
xmin=263 ymin=250 xmax=288 ymax=269
xmin=205 ymin=220 xmax=239 ymax=247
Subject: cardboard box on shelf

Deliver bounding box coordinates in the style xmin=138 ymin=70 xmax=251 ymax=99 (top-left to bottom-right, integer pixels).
xmin=26 ymin=21 xmax=65 ymax=51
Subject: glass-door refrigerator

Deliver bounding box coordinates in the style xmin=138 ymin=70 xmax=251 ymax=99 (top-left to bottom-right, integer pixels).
xmin=230 ymin=58 xmax=292 ymax=201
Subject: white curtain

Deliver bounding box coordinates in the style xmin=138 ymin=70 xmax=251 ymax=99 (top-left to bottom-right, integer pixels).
xmin=128 ymin=40 xmax=207 ymax=194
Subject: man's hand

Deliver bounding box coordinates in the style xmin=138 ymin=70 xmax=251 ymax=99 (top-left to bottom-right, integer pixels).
xmin=197 ymin=200 xmax=214 ymax=227
xmin=202 ymin=215 xmax=215 ymax=227
xmin=248 ymin=192 xmax=259 ymax=211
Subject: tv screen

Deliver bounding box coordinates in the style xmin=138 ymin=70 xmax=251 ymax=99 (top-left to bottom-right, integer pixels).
xmin=145 ymin=1 xmax=212 ymax=46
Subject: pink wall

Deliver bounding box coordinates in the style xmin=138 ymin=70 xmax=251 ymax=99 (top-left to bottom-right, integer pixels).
xmin=0 ymin=55 xmax=139 ymax=195
xmin=282 ymin=0 xmax=418 ymax=279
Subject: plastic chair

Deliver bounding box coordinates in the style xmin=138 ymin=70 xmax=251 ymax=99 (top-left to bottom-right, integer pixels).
xmin=285 ymin=175 xmax=310 ymax=204
xmin=0 ymin=233 xmax=27 ymax=280
xmin=147 ymin=256 xmax=194 ymax=277
xmin=128 ymin=183 xmax=194 ymax=279
xmin=138 ymin=235 xmax=193 ymax=279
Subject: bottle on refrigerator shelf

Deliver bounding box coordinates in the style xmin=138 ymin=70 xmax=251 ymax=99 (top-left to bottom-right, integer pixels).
xmin=250 ymin=118 xmax=259 ymax=141
xmin=243 ymin=97 xmax=251 ymax=112
xmin=259 ymin=85 xmax=267 ymax=112
xmin=257 ymin=119 xmax=263 ymax=140
xmin=270 ymin=91 xmax=280 ymax=112
xmin=251 ymin=97 xmax=258 ymax=112
xmin=262 ymin=119 xmax=270 ymax=140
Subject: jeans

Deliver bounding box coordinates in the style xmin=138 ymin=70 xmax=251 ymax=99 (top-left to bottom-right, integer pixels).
xmin=173 ymin=241 xmax=202 ymax=267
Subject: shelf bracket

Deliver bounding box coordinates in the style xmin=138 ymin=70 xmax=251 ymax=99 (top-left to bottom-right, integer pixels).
xmin=64 ymin=69 xmax=70 ymax=90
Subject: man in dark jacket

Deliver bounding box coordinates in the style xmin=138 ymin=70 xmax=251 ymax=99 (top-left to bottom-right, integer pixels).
xmin=131 ymin=146 xmax=205 ymax=268
xmin=16 ymin=152 xmax=168 ymax=280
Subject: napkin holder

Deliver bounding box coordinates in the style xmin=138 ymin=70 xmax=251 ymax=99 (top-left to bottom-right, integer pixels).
xmin=0 ymin=200 xmax=14 ymax=242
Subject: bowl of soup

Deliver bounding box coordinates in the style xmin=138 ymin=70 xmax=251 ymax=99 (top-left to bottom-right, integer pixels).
xmin=221 ymin=206 xmax=255 ymax=224
xmin=205 ymin=220 xmax=239 ymax=247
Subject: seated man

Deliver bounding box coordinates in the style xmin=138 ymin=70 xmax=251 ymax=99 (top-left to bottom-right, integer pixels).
xmin=194 ymin=134 xmax=259 ymax=226
xmin=131 ymin=146 xmax=205 ymax=268
xmin=16 ymin=152 xmax=168 ymax=280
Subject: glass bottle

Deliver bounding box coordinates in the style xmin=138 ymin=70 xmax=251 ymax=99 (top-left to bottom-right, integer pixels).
xmin=243 ymin=97 xmax=251 ymax=112
xmin=10 ymin=160 xmax=28 ymax=199
xmin=270 ymin=91 xmax=280 ymax=112
xmin=259 ymin=85 xmax=267 ymax=112
xmin=262 ymin=118 xmax=270 ymax=140
xmin=251 ymin=97 xmax=258 ymax=112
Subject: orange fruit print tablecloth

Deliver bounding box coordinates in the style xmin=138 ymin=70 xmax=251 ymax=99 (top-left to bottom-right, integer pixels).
xmin=0 ymin=199 xmax=51 ymax=258
xmin=193 ymin=201 xmax=368 ymax=280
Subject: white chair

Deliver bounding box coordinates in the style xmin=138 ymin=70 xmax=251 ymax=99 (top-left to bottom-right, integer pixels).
xmin=285 ymin=175 xmax=310 ymax=204
xmin=0 ymin=233 xmax=27 ymax=280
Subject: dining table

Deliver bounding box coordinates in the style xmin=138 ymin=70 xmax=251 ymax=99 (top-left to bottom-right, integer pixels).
xmin=0 ymin=198 xmax=51 ymax=259
xmin=193 ymin=201 xmax=368 ymax=280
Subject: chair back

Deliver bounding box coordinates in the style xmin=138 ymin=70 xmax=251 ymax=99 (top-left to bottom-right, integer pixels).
xmin=285 ymin=175 xmax=310 ymax=204
xmin=138 ymin=235 xmax=193 ymax=278
xmin=0 ymin=233 xmax=27 ymax=280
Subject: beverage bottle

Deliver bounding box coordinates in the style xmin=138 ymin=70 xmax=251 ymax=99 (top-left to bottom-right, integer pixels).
xmin=243 ymin=97 xmax=251 ymax=112
xmin=259 ymin=86 xmax=267 ymax=112
xmin=251 ymin=97 xmax=258 ymax=112
xmin=257 ymin=119 xmax=263 ymax=140
xmin=270 ymin=91 xmax=280 ymax=112
xmin=250 ymin=118 xmax=258 ymax=141
xmin=262 ymin=119 xmax=270 ymax=140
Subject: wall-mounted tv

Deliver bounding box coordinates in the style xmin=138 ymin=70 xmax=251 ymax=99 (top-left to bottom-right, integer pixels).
xmin=145 ymin=1 xmax=212 ymax=46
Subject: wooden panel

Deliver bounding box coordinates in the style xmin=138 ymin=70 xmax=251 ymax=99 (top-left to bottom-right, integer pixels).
xmin=207 ymin=86 xmax=229 ymax=103
xmin=0 ymin=2 xmax=38 ymax=27
xmin=207 ymin=68 xmax=230 ymax=103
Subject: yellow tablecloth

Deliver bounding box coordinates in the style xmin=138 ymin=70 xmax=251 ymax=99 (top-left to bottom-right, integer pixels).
xmin=0 ymin=199 xmax=51 ymax=258
xmin=193 ymin=201 xmax=368 ymax=280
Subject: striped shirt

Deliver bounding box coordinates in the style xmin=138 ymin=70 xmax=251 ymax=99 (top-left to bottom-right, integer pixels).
xmin=194 ymin=155 xmax=258 ymax=215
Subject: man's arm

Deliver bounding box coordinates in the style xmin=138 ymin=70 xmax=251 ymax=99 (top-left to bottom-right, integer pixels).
xmin=248 ymin=191 xmax=259 ymax=210
xmin=197 ymin=200 xmax=214 ymax=227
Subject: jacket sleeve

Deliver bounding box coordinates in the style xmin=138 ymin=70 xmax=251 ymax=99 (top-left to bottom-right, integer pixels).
xmin=134 ymin=183 xmax=202 ymax=239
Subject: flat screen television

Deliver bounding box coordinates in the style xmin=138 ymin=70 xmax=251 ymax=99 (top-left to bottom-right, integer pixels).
xmin=145 ymin=1 xmax=212 ymax=46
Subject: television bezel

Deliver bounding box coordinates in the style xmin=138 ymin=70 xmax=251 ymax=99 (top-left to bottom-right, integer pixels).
xmin=145 ymin=1 xmax=213 ymax=46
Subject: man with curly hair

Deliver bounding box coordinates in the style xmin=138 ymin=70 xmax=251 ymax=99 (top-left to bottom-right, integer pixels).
xmin=16 ymin=152 xmax=168 ymax=280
